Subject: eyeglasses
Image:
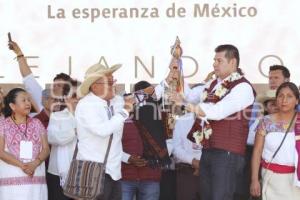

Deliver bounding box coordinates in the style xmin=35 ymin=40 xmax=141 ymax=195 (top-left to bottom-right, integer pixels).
xmin=94 ymin=79 xmax=117 ymax=86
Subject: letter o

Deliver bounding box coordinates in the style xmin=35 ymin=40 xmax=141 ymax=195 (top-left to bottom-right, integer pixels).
xmin=258 ymin=55 xmax=284 ymax=78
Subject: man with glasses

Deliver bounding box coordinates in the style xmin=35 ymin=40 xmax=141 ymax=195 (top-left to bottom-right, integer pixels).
xmin=75 ymin=63 xmax=135 ymax=200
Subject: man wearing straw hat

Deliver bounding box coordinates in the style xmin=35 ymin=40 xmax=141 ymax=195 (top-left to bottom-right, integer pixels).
xmin=75 ymin=63 xmax=135 ymax=200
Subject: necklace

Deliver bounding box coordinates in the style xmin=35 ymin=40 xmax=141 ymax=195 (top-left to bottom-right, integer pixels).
xmin=202 ymin=71 xmax=243 ymax=102
xmin=11 ymin=116 xmax=28 ymax=139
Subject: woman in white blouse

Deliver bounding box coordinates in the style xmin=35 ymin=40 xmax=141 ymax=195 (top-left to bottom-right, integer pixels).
xmin=250 ymin=82 xmax=300 ymax=200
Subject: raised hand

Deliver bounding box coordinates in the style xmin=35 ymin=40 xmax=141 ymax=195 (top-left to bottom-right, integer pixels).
xmin=143 ymin=86 xmax=155 ymax=95
xmin=8 ymin=41 xmax=23 ymax=56
xmin=204 ymin=71 xmax=215 ymax=83
xmin=124 ymin=94 xmax=136 ymax=113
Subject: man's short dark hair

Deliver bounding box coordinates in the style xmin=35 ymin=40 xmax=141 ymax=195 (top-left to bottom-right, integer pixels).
xmin=269 ymin=65 xmax=290 ymax=79
xmin=52 ymin=73 xmax=72 ymax=96
xmin=134 ymin=81 xmax=151 ymax=92
xmin=53 ymin=73 xmax=71 ymax=82
xmin=71 ymin=79 xmax=81 ymax=88
xmin=215 ymin=44 xmax=240 ymax=67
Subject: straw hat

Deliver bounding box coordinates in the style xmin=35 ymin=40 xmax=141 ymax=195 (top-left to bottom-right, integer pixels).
xmin=256 ymin=89 xmax=276 ymax=104
xmin=78 ymin=63 xmax=121 ymax=97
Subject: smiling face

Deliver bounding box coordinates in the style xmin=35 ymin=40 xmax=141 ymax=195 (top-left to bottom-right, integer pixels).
xmin=213 ymin=51 xmax=237 ymax=80
xmin=9 ymin=91 xmax=32 ymax=116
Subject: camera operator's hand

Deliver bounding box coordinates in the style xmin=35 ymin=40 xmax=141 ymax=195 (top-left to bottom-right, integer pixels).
xmin=8 ymin=41 xmax=23 ymax=56
xmin=124 ymin=94 xmax=135 ymax=113
xmin=143 ymin=86 xmax=155 ymax=96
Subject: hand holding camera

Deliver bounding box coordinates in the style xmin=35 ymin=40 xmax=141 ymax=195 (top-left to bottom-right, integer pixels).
xmin=8 ymin=33 xmax=23 ymax=56
xmin=123 ymin=94 xmax=135 ymax=113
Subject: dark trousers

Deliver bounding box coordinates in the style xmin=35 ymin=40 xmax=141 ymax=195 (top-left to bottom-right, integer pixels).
xmin=97 ymin=174 xmax=122 ymax=200
xmin=176 ymin=163 xmax=201 ymax=200
xmin=234 ymin=145 xmax=253 ymax=200
xmin=159 ymin=169 xmax=176 ymax=200
xmin=46 ymin=172 xmax=72 ymax=200
xmin=121 ymin=180 xmax=160 ymax=200
xmin=199 ymin=149 xmax=245 ymax=200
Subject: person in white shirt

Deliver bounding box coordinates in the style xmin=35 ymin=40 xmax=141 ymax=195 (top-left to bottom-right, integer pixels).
xmin=75 ymin=63 xmax=135 ymax=200
xmin=47 ymin=80 xmax=79 ymax=200
xmin=173 ymin=111 xmax=202 ymax=200
xmin=9 ymin=39 xmax=75 ymax=200
xmin=8 ymin=40 xmax=72 ymax=113
xmin=149 ymin=71 xmax=213 ymax=200
xmin=169 ymin=44 xmax=255 ymax=200
xmin=251 ymin=82 xmax=300 ymax=200
xmin=235 ymin=65 xmax=290 ymax=200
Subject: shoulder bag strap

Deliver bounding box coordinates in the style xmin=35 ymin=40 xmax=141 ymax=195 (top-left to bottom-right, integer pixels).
xmin=72 ymin=106 xmax=114 ymax=165
xmin=271 ymin=111 xmax=297 ymax=160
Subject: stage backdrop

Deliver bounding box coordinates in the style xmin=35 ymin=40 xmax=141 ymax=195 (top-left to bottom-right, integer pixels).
xmin=0 ymin=0 xmax=299 ymax=92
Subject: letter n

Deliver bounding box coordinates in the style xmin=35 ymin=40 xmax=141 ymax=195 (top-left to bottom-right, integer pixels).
xmin=135 ymin=56 xmax=154 ymax=78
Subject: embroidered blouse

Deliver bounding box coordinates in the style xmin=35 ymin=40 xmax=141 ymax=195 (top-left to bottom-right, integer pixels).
xmin=0 ymin=117 xmax=46 ymax=161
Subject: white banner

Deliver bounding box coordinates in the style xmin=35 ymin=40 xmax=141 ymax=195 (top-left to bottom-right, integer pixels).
xmin=0 ymin=0 xmax=299 ymax=91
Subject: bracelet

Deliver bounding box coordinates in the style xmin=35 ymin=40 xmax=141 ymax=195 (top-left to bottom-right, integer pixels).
xmin=14 ymin=54 xmax=24 ymax=60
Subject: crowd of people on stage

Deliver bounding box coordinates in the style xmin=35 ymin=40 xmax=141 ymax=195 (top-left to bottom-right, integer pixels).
xmin=0 ymin=39 xmax=300 ymax=200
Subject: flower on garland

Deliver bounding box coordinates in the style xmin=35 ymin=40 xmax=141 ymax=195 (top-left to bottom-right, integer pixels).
xmin=192 ymin=71 xmax=243 ymax=144
xmin=202 ymin=72 xmax=243 ymax=102
xmin=215 ymin=87 xmax=228 ymax=98
xmin=192 ymin=123 xmax=212 ymax=144
xmin=202 ymin=90 xmax=208 ymax=101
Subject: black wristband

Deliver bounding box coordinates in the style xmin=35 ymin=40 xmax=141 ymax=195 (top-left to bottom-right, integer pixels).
xmin=17 ymin=54 xmax=24 ymax=59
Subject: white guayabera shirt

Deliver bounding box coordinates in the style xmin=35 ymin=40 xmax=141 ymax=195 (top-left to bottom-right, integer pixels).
xmin=75 ymin=92 xmax=129 ymax=181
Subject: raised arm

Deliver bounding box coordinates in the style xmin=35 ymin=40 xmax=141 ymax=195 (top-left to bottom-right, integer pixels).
xmin=9 ymin=41 xmax=43 ymax=111
xmin=8 ymin=41 xmax=32 ymax=77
